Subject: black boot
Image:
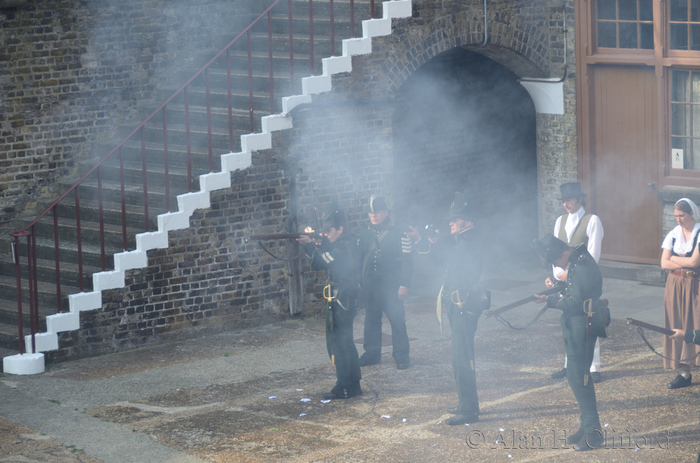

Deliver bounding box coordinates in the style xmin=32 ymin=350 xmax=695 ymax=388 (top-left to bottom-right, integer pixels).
xmin=551 ymin=367 xmax=567 ymax=379
xmin=323 ymin=382 xmax=362 ymax=400
xmin=668 ymin=373 xmax=692 ymax=389
xmin=573 ymin=431 xmax=604 ymax=451
xmin=566 ymin=429 xmax=585 ymax=445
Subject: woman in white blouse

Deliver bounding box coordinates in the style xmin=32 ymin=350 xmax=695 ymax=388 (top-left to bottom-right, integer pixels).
xmin=660 ymin=198 xmax=700 ymax=389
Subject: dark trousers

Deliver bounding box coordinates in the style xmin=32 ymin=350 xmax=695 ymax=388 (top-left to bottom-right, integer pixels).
xmin=326 ymin=298 xmax=361 ymax=387
xmin=361 ymin=279 xmax=410 ymax=364
xmin=562 ymin=314 xmax=601 ymax=434
xmin=449 ymin=305 xmax=480 ymax=415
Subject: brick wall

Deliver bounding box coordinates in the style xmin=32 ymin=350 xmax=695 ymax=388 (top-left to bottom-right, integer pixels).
xmin=14 ymin=0 xmax=571 ymax=360
xmin=51 ymin=150 xmax=293 ymax=361
xmin=49 ymin=100 xmax=397 ymax=360
xmin=0 ymin=0 xmax=255 ymax=225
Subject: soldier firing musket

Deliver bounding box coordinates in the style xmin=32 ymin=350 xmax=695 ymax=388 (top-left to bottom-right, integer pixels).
xmin=296 ymin=205 xmax=362 ymax=400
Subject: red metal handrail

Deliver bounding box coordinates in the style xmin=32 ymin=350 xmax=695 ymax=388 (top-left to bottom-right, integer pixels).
xmin=8 ymin=0 xmax=368 ymax=354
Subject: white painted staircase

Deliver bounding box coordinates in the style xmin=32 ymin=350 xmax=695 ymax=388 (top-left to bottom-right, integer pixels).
xmin=3 ymin=0 xmax=412 ymax=375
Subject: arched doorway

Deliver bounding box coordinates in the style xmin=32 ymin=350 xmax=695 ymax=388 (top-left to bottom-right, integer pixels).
xmin=393 ymin=47 xmax=538 ymax=261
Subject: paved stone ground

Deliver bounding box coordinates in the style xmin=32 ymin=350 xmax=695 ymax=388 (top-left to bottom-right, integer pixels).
xmin=1 ymin=258 xmax=698 ymax=462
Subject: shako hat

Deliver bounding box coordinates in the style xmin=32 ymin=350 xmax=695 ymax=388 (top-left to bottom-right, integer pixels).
xmin=531 ymin=235 xmax=569 ymax=264
xmin=559 ymin=182 xmax=587 ymax=201
xmin=445 ymin=191 xmax=473 ymax=221
xmin=369 ymin=194 xmax=388 ymax=213
xmin=320 ymin=201 xmax=347 ymax=231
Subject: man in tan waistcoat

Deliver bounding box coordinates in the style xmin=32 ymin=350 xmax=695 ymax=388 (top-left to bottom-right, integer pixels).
xmin=547 ymin=182 xmax=605 ymax=382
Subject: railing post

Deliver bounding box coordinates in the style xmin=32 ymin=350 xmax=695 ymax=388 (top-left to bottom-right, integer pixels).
xmin=185 ymin=87 xmax=192 ymax=191
xmin=289 ymin=0 xmax=295 ymax=93
xmin=97 ymin=166 xmax=106 ymax=271
xmin=330 ymin=0 xmax=335 ymax=56
xmin=351 ymin=0 xmax=355 ymax=37
xmin=12 ymin=236 xmax=24 ymax=354
xmin=26 ymin=231 xmax=36 ymax=354
xmin=30 ymin=226 xmax=39 ymax=349
xmin=162 ymin=106 xmax=170 ymax=212
xmin=205 ymin=68 xmax=213 ymax=172
xmin=227 ymin=49 xmax=234 ymax=151
xmin=75 ymin=188 xmax=84 ymax=292
xmin=309 ymin=0 xmax=314 ymax=72
xmin=141 ymin=127 xmax=149 ymax=232
xmin=248 ymin=30 xmax=255 ymax=133
xmin=119 ymin=146 xmax=127 ymax=250
xmin=52 ymin=205 xmax=62 ymax=312
xmin=268 ymin=11 xmax=274 ymax=114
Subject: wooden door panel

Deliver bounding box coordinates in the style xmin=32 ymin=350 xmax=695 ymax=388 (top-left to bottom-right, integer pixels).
xmin=591 ymin=65 xmax=661 ymax=264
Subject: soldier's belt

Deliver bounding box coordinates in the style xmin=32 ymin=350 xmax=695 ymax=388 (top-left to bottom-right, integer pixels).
xmin=451 ymin=290 xmax=464 ymax=309
xmin=450 ymin=289 xmax=480 ymax=314
xmin=323 ymin=284 xmax=348 ymax=311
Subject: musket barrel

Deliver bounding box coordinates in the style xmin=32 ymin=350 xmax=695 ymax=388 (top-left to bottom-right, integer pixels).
xmin=248 ymin=232 xmax=320 ymax=240
xmin=485 ymin=284 xmax=563 ymax=318
xmin=626 ymin=318 xmax=674 ymax=336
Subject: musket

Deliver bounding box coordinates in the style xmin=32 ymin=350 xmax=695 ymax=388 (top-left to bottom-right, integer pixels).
xmin=626 ymin=318 xmax=675 ymax=336
xmin=485 ymin=283 xmax=564 ymax=318
xmin=247 ymin=232 xmax=321 ymax=241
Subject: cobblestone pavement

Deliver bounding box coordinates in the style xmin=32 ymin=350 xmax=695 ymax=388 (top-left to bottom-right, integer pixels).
xmin=1 ymin=260 xmax=697 ymax=462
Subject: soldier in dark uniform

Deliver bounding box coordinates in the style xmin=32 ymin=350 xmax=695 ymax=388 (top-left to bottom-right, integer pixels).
xmin=357 ymin=195 xmax=412 ymax=370
xmin=408 ymin=191 xmax=486 ymax=425
xmin=532 ymin=235 xmax=606 ymax=451
xmin=298 ymin=207 xmax=362 ymax=399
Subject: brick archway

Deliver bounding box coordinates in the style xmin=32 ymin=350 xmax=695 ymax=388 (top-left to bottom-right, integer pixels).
xmin=382 ymin=15 xmax=553 ymax=95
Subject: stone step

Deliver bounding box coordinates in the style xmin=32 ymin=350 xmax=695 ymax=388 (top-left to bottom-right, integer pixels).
xmin=0 ymin=273 xmax=75 ymax=314
xmin=598 ymin=259 xmax=667 ymax=287
xmin=0 ymin=252 xmax=101 ymax=294
xmin=0 ymin=322 xmax=20 ymax=351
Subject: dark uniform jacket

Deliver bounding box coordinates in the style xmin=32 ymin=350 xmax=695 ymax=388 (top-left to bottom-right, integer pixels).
xmin=547 ymin=245 xmax=603 ymax=316
xmin=442 ymin=228 xmax=483 ymax=309
xmin=358 ymin=219 xmax=413 ymax=289
xmin=304 ymin=234 xmax=360 ymax=294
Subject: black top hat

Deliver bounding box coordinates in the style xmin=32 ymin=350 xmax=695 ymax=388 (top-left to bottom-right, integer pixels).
xmin=369 ymin=194 xmax=388 ymax=213
xmin=559 ymin=182 xmax=587 ymax=201
xmin=320 ymin=208 xmax=347 ymax=231
xmin=531 ymin=235 xmax=569 ymax=264
xmin=445 ymin=191 xmax=473 ymax=221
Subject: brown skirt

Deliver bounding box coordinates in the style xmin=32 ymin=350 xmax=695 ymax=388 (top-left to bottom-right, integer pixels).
xmin=663 ymin=272 xmax=700 ymax=369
